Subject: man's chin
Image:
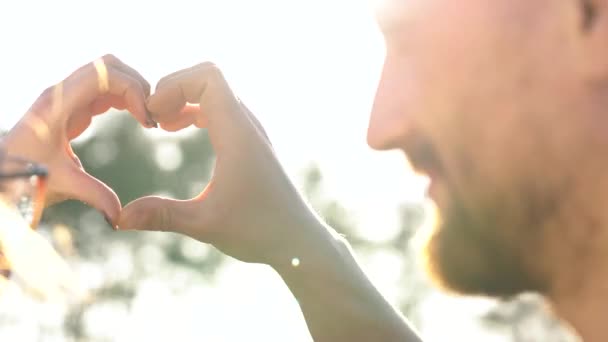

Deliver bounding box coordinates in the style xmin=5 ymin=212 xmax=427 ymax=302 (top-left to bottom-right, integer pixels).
xmin=421 ymin=204 xmax=539 ymax=298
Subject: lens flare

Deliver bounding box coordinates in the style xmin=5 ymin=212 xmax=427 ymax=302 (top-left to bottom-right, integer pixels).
xmin=0 ymin=202 xmax=85 ymax=300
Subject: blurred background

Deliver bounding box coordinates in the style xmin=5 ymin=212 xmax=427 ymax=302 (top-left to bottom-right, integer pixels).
xmin=0 ymin=0 xmax=577 ymax=341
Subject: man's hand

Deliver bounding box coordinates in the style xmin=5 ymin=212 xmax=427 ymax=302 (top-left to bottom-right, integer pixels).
xmin=2 ymin=54 xmax=153 ymax=226
xmin=119 ymin=62 xmax=423 ymax=341
xmin=118 ymin=62 xmax=331 ymax=266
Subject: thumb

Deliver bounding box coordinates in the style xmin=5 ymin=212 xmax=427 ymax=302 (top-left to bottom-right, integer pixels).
xmin=58 ymin=166 xmax=121 ymax=227
xmin=118 ymin=196 xmax=201 ymax=235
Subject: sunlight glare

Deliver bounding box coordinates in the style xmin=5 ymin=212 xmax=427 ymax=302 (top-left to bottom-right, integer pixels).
xmin=368 ymin=0 xmax=420 ymax=32
xmin=0 ymin=274 xmax=7 ymax=293
xmin=154 ymin=141 xmax=184 ymax=172
xmin=0 ymin=0 xmax=493 ymax=340
xmin=0 ymin=202 xmax=85 ymax=301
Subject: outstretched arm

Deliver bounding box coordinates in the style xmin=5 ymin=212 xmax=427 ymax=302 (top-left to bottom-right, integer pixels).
xmin=273 ymin=219 xmax=422 ymax=341
xmin=118 ymin=62 xmax=423 ymax=341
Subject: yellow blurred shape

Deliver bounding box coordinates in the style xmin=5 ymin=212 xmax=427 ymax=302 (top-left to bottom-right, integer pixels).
xmin=0 ymin=201 xmax=86 ymax=301
xmin=23 ymin=114 xmax=50 ymax=144
xmin=0 ymin=274 xmax=6 ymax=292
xmin=52 ymin=224 xmax=75 ymax=257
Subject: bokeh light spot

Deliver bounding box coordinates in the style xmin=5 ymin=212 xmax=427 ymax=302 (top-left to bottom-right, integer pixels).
xmin=154 ymin=142 xmax=183 ymax=172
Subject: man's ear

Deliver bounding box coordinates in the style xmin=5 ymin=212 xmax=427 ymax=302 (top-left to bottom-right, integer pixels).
xmin=578 ymin=0 xmax=608 ymax=80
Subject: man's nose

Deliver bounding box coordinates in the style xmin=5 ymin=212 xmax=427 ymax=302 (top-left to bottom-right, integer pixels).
xmin=367 ymin=57 xmax=414 ymax=151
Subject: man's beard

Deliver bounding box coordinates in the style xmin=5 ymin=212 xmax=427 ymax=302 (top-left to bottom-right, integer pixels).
xmin=421 ymin=182 xmax=557 ymax=298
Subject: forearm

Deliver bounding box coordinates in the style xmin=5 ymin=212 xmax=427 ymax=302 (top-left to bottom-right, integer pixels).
xmin=270 ymin=220 xmax=423 ymax=342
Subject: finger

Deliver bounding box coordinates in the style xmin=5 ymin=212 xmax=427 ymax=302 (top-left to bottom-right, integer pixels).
xmin=159 ymin=111 xmax=196 ymax=132
xmin=147 ymin=63 xmax=255 ymax=151
xmin=103 ymin=54 xmax=151 ymax=97
xmin=65 ymin=143 xmax=83 ymax=168
xmin=181 ymin=103 xmax=203 ymax=115
xmin=147 ymin=65 xmax=211 ymax=118
xmin=181 ymin=104 xmax=208 ymax=127
xmin=66 ymin=112 xmax=92 ymax=140
xmin=155 ymin=66 xmax=193 ymax=91
xmin=61 ymin=60 xmax=152 ymax=128
xmin=147 ymin=62 xmax=240 ymax=118
xmin=119 ymin=196 xmax=202 ymax=235
xmin=55 ymin=164 xmax=121 ymax=227
xmin=89 ymin=94 xmax=128 ymax=114
xmin=98 ymin=65 xmax=150 ymax=126
xmin=155 ymin=104 xmax=204 ymax=132
xmin=238 ymin=100 xmax=271 ymax=143
xmin=153 ymin=62 xmax=216 ymax=92
xmin=103 ymin=55 xmax=156 ymax=126
xmin=66 ymin=94 xmax=127 ymax=140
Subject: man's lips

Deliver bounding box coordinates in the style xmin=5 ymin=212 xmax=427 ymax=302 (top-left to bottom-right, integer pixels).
xmin=400 ymin=135 xmax=446 ymax=203
xmin=402 ymin=136 xmax=444 ymax=180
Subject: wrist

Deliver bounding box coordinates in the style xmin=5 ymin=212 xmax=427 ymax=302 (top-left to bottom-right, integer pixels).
xmin=268 ymin=215 xmax=348 ymax=274
xmin=269 ymin=218 xmax=365 ymax=303
xmin=269 ymin=218 xmax=419 ymax=341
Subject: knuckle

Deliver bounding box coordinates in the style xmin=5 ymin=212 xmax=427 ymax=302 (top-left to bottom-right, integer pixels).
xmin=124 ymin=80 xmax=144 ymax=96
xmin=158 ymin=204 xmax=172 ymax=231
xmin=156 ymin=73 xmax=176 ymax=90
xmin=30 ymin=86 xmax=55 ymax=112
xmin=142 ymin=80 xmax=151 ymax=96
xmin=196 ymin=61 xmax=218 ymax=70
xmin=208 ymin=66 xmax=223 ymax=79
xmin=76 ymin=62 xmax=98 ymax=83
xmin=155 ymin=79 xmax=168 ymax=91
xmin=196 ymin=61 xmax=223 ymax=78
xmin=39 ymin=85 xmax=55 ymax=101
xmin=68 ymin=59 xmax=97 ymax=84
xmin=102 ymin=54 xmax=119 ymax=65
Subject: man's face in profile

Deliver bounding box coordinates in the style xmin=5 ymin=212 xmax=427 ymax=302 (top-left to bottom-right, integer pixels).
xmin=369 ymin=0 xmax=608 ymax=298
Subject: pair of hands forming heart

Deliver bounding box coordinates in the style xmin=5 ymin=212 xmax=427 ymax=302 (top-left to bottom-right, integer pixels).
xmin=3 ymin=55 xmax=332 ymax=267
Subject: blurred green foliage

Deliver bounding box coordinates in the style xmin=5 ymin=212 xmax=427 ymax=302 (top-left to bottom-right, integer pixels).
xmin=36 ymin=112 xmax=430 ymax=339
xmin=1 ymin=112 xmax=574 ymax=341
xmin=42 ymin=114 xmax=224 ymax=339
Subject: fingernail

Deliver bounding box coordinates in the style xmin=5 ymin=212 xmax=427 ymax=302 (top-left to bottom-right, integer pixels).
xmin=104 ymin=215 xmax=117 ymax=230
xmin=145 ymin=110 xmax=158 ymax=128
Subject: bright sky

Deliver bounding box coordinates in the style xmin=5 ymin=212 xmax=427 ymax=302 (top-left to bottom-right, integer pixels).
xmin=0 ymin=0 xmax=513 ymax=341
xmin=0 ymin=0 xmax=428 ymax=238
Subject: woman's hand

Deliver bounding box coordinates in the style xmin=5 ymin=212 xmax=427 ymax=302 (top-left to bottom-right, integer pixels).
xmin=2 ymin=54 xmax=153 ymax=226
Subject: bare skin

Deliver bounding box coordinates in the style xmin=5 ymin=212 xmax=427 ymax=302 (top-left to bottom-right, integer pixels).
xmin=2 ymin=55 xmax=152 ymax=225
xmin=4 ymin=58 xmax=423 ymax=341
xmin=8 ymin=0 xmax=608 ymax=340
xmin=369 ymin=0 xmax=608 ymax=341
xmin=118 ymin=62 xmax=423 ymax=341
